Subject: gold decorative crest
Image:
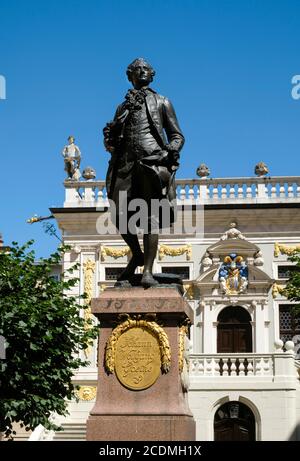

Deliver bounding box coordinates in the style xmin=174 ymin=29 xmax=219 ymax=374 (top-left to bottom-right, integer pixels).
xmin=105 ymin=316 xmax=171 ymax=375
xmin=75 ymin=386 xmax=97 ymax=401
xmin=100 ymin=246 xmax=131 ymax=261
xmin=158 ymin=244 xmax=192 ymax=261
xmin=274 ymin=242 xmax=300 ymax=257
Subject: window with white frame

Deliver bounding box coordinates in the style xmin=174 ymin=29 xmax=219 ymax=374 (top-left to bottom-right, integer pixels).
xmin=279 ymin=304 xmax=300 ymax=343
xmin=277 ymin=265 xmax=299 ymax=279
xmin=161 ymin=266 xmax=190 ymax=280
xmin=105 ymin=267 xmax=125 ymax=281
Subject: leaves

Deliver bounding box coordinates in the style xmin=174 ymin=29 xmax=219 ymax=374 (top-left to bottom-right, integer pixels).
xmin=0 ymin=241 xmax=99 ymax=439
xmin=284 ymin=250 xmax=300 ymax=315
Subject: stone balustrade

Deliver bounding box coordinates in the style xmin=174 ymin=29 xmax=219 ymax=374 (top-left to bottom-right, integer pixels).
xmin=64 ymin=176 xmax=300 ymax=207
xmin=189 ymin=351 xmax=297 ymax=381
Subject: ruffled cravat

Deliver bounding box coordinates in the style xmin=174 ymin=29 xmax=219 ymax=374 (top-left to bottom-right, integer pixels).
xmin=124 ymin=88 xmax=148 ymax=112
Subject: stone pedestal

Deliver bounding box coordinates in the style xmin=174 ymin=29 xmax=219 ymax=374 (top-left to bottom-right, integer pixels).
xmin=86 ymin=287 xmax=196 ymax=441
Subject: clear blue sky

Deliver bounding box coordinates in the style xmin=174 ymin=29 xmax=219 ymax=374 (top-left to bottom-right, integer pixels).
xmin=0 ymin=0 xmax=299 ymax=256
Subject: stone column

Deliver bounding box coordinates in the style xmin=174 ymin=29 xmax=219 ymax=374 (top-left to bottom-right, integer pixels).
xmin=255 ymin=301 xmax=266 ymax=352
xmin=86 ymin=287 xmax=196 ymax=441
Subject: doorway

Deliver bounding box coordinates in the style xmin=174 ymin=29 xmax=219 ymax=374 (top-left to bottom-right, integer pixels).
xmin=217 ymin=306 xmax=252 ymax=353
xmin=214 ymin=401 xmax=255 ymax=441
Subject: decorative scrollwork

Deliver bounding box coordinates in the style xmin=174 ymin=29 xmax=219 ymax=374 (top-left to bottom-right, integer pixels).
xmin=158 ymin=244 xmax=192 ymax=261
xmin=100 ymin=246 xmax=131 ymax=261
xmin=274 ymin=242 xmax=300 ymax=257
xmin=105 ymin=316 xmax=171 ymax=375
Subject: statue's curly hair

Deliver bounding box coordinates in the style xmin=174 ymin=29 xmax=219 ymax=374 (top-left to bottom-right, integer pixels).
xmin=126 ymin=58 xmax=155 ymax=82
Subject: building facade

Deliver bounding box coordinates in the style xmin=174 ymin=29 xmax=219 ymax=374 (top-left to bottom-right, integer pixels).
xmin=30 ymin=173 xmax=300 ymax=441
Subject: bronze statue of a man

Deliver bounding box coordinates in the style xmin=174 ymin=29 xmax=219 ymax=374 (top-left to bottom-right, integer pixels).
xmin=103 ymin=58 xmax=184 ymax=287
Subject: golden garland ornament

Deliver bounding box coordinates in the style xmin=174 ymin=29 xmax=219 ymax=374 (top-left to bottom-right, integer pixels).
xmin=100 ymin=246 xmax=131 ymax=261
xmin=158 ymin=244 xmax=192 ymax=261
xmin=274 ymin=242 xmax=300 ymax=257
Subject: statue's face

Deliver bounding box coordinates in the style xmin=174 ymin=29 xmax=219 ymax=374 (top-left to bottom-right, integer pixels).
xmin=130 ymin=64 xmax=152 ymax=88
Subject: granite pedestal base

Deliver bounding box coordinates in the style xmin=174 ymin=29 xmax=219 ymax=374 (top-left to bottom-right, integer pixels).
xmin=87 ymin=415 xmax=195 ymax=441
xmin=86 ymin=287 xmax=196 ymax=441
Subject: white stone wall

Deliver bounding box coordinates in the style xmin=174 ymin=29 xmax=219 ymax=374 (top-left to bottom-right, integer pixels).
xmin=188 ymin=388 xmax=299 ymax=441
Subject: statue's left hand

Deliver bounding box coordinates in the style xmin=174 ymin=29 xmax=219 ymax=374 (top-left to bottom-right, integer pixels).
xmin=104 ymin=139 xmax=115 ymax=154
xmin=168 ymin=151 xmax=180 ymax=170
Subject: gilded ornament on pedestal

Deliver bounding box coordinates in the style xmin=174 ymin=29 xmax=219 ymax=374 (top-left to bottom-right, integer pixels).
xmin=178 ymin=325 xmax=189 ymax=373
xmin=105 ymin=316 xmax=171 ymax=390
xmin=178 ymin=323 xmax=191 ymax=392
xmin=115 ymin=327 xmax=161 ymax=390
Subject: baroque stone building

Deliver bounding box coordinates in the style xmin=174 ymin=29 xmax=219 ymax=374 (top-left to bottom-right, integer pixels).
xmin=30 ymin=172 xmax=300 ymax=441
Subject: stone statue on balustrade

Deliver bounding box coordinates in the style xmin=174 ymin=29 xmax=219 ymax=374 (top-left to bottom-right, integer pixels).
xmin=254 ymin=161 xmax=269 ymax=177
xmin=62 ymin=135 xmax=81 ymax=181
xmin=196 ymin=163 xmax=210 ymax=178
xmin=103 ymin=58 xmax=184 ymax=288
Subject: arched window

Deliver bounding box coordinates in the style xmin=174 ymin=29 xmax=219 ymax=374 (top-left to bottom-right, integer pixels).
xmin=214 ymin=401 xmax=255 ymax=441
xmin=217 ymin=306 xmax=252 ymax=353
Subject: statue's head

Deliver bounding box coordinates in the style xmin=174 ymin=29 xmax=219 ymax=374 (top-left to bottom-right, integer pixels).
xmin=68 ymin=135 xmax=75 ymax=144
xmin=126 ymin=58 xmax=155 ymax=88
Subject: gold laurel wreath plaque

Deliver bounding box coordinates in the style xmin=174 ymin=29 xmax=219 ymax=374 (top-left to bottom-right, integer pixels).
xmin=115 ymin=327 xmax=161 ymax=390
xmin=105 ymin=317 xmax=171 ymax=391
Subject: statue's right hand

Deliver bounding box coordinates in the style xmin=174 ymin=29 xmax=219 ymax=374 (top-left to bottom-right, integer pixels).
xmin=103 ymin=121 xmax=117 ymax=153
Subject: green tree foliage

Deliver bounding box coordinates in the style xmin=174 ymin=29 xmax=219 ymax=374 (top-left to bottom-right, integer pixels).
xmin=284 ymin=250 xmax=300 ymax=315
xmin=0 ymin=241 xmax=98 ymax=439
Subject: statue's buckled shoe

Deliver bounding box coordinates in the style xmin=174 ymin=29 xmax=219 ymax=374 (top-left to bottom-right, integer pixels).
xmin=141 ymin=273 xmax=159 ymax=288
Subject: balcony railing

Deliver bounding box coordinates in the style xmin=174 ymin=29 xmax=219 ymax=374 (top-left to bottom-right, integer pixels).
xmin=189 ymin=351 xmax=298 ymax=381
xmin=63 ymin=176 xmax=300 ymax=207
xmin=190 ymin=354 xmax=273 ymax=377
